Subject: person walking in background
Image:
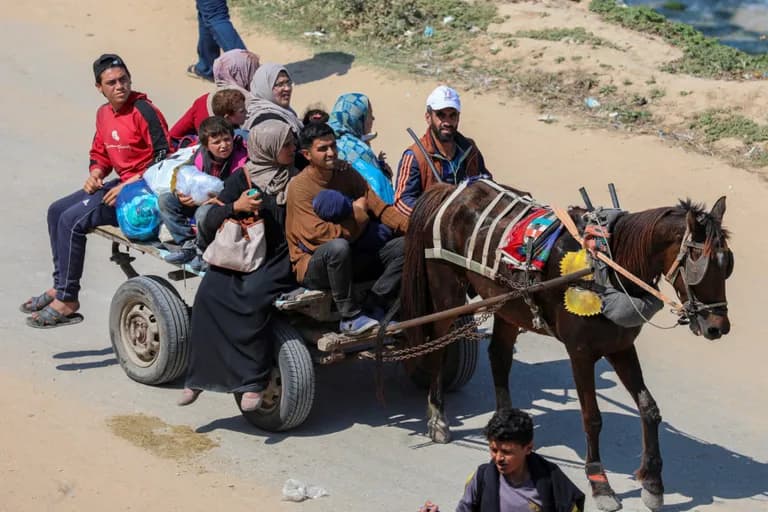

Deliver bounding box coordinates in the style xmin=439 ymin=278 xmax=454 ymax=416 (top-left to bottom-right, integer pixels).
xmin=187 ymin=0 xmax=247 ymax=82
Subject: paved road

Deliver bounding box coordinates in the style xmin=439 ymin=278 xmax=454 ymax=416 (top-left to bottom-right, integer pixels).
xmin=1 ymin=2 xmax=766 ymax=511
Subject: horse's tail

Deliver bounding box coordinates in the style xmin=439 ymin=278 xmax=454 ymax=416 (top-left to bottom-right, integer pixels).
xmin=400 ymin=184 xmax=457 ymax=348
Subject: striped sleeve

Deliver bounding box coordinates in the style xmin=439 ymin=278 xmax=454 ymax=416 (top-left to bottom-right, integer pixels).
xmin=393 ymin=149 xmax=422 ymax=216
xmin=134 ymin=99 xmax=171 ymax=164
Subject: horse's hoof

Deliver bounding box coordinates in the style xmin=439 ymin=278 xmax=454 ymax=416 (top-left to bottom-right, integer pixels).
xmin=594 ymin=493 xmax=622 ymax=512
xmin=427 ymin=421 xmax=451 ymax=444
xmin=641 ymin=488 xmax=663 ymax=511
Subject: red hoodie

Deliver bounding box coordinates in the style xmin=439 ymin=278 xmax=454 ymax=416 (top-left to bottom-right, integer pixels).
xmin=89 ymin=91 xmax=171 ymax=182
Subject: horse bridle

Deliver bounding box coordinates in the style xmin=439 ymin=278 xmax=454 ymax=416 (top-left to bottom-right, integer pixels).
xmin=664 ymin=226 xmax=732 ymax=320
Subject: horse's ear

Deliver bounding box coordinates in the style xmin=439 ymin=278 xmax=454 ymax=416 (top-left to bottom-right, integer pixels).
xmin=685 ymin=209 xmax=697 ymax=234
xmin=710 ymin=196 xmax=726 ymax=224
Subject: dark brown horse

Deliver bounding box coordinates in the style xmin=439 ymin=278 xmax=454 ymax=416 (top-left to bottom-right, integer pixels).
xmin=400 ymin=180 xmax=733 ymax=512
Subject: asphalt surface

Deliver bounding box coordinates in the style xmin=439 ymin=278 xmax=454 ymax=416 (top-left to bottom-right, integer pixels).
xmin=1 ymin=4 xmax=766 ymax=511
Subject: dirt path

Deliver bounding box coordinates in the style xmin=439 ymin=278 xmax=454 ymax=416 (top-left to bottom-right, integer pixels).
xmin=0 ymin=374 xmax=289 ymax=512
xmin=1 ymin=1 xmax=766 ymax=511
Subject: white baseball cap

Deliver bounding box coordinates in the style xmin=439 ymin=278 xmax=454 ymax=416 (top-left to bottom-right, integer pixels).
xmin=426 ymin=85 xmax=461 ymax=112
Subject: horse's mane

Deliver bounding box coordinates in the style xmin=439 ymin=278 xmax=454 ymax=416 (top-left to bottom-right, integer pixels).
xmin=611 ymin=199 xmax=729 ymax=280
xmin=401 ymin=183 xmax=457 ymax=348
xmin=611 ymin=207 xmax=672 ymax=280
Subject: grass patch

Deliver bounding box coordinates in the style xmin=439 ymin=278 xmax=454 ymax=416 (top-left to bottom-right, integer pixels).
xmin=614 ymin=107 xmax=652 ymax=124
xmin=514 ymin=27 xmax=620 ymax=49
xmin=589 ymin=0 xmax=768 ymax=78
xmin=690 ymin=109 xmax=768 ymax=144
xmin=662 ymin=1 xmax=686 ymax=11
xmin=235 ymin=0 xmax=497 ymax=71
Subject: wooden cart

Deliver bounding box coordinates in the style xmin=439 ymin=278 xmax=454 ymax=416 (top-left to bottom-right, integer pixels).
xmin=93 ymin=226 xmax=481 ymax=432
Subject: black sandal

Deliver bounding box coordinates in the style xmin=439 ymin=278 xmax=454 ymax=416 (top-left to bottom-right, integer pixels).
xmin=26 ymin=305 xmax=84 ymax=329
xmin=19 ymin=292 xmax=54 ymax=314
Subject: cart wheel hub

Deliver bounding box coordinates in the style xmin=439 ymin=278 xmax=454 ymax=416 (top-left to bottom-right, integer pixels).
xmin=120 ymin=303 xmax=160 ymax=365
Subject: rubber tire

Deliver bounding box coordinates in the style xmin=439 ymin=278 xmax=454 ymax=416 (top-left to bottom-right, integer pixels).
xmin=109 ymin=275 xmax=190 ymax=385
xmin=409 ymin=316 xmax=479 ymax=392
xmin=235 ymin=319 xmax=315 ymax=432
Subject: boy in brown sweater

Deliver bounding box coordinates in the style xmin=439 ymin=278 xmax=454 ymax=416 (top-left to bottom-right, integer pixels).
xmin=285 ymin=123 xmax=409 ymax=335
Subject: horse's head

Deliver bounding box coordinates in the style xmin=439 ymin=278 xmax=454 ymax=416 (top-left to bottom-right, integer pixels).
xmin=663 ymin=196 xmax=733 ymax=340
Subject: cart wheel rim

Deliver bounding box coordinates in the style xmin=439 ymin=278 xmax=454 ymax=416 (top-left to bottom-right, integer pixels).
xmin=119 ymin=301 xmax=160 ymax=367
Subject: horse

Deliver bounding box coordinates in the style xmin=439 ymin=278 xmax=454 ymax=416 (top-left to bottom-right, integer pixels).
xmin=400 ymin=179 xmax=733 ymax=512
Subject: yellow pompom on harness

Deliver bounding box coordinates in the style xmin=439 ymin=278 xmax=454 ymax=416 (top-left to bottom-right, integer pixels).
xmin=560 ymin=250 xmax=602 ymax=316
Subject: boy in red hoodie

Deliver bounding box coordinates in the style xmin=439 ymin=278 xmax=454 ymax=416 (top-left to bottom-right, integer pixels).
xmin=21 ymin=54 xmax=171 ymax=328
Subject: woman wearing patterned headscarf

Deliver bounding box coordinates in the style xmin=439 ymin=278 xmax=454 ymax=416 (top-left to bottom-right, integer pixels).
xmin=178 ymin=119 xmax=298 ymax=412
xmin=328 ymin=93 xmax=394 ymax=204
xmin=170 ymin=49 xmax=260 ymax=144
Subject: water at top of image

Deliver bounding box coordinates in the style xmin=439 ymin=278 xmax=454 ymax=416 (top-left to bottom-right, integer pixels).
xmin=624 ymin=0 xmax=768 ymax=54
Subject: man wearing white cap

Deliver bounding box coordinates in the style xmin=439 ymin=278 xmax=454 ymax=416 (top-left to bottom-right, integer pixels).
xmin=393 ymin=85 xmax=489 ymax=217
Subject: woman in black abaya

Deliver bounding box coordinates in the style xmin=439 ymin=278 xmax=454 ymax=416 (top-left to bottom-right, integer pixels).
xmin=178 ymin=119 xmax=297 ymax=411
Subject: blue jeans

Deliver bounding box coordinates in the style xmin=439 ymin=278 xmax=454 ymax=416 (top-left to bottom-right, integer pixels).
xmin=194 ymin=204 xmax=215 ymax=251
xmin=158 ymin=193 xmax=197 ymax=249
xmin=47 ymin=181 xmax=120 ymax=302
xmin=194 ymin=0 xmax=246 ymax=78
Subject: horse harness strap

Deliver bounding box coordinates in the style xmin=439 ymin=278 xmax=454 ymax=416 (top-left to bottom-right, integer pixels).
xmin=424 ymin=179 xmax=555 ymax=334
xmin=425 ymin=179 xmax=541 ymax=280
xmin=664 ymin=226 xmax=728 ymax=315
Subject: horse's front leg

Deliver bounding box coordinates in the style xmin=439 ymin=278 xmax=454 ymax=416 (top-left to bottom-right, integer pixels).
xmin=569 ymin=351 xmax=623 ymax=512
xmin=488 ymin=315 xmax=519 ymax=410
xmin=424 ymin=318 xmax=455 ymax=444
xmin=606 ymin=347 xmax=664 ymax=512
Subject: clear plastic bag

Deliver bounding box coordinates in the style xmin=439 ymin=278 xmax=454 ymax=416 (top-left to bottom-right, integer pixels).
xmin=173 ymin=165 xmax=224 ymax=205
xmin=142 ymin=145 xmax=198 ymax=196
xmin=281 ymin=479 xmax=329 ymax=502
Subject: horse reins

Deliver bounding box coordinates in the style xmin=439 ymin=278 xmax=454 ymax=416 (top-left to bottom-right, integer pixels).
xmin=553 ymin=208 xmax=727 ymax=325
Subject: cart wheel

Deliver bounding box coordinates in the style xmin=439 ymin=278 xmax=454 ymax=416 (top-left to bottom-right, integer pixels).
xmin=109 ymin=275 xmax=190 ymax=385
xmin=409 ymin=316 xmax=479 ymax=392
xmin=235 ymin=319 xmax=315 ymax=432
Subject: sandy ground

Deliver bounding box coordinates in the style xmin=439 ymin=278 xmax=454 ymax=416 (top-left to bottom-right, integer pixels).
xmin=0 ymin=0 xmax=767 ymax=511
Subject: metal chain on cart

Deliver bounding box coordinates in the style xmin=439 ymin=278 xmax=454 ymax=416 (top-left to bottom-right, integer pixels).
xmin=380 ymin=275 xmax=530 ymax=362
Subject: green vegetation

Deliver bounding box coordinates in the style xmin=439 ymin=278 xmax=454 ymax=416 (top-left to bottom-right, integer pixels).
xmin=662 ymin=1 xmax=686 ymax=11
xmin=691 ymin=110 xmax=768 ymax=144
xmin=589 ymin=0 xmax=768 ymax=78
xmin=231 ymin=0 xmax=768 ymax=169
xmin=235 ymin=0 xmax=497 ymax=69
xmin=514 ymin=27 xmax=620 ymax=49
xmin=614 ymin=108 xmax=652 ymax=124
